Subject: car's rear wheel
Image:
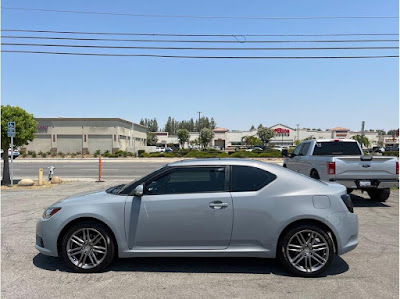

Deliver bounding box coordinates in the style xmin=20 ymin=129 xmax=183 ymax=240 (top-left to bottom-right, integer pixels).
xmin=61 ymin=221 xmax=115 ymax=273
xmin=367 ymin=188 xmax=390 ymax=202
xmin=278 ymin=224 xmax=334 ymax=277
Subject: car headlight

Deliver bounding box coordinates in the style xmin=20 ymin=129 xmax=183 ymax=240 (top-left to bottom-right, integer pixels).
xmin=42 ymin=207 xmax=61 ymax=219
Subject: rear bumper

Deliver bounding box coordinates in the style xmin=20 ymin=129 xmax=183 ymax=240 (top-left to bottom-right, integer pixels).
xmin=327 ymin=211 xmax=359 ymax=255
xmin=328 ymin=178 xmax=399 ymax=189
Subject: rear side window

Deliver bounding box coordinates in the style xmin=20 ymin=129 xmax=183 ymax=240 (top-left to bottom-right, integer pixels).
xmin=231 ymin=166 xmax=276 ymax=192
xmin=293 ymin=144 xmax=303 ymax=156
xmin=313 ymin=142 xmax=362 ymax=156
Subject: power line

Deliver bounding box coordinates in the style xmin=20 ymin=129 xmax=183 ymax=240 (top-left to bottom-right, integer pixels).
xmin=3 ymin=43 xmax=398 ymax=51
xmin=2 ymin=29 xmax=398 ymax=37
xmin=2 ymin=50 xmax=398 ymax=59
xmin=2 ymin=36 xmax=398 ymax=44
xmin=2 ymin=7 xmax=398 ymax=20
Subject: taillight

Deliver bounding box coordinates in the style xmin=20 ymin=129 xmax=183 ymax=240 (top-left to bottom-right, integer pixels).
xmin=341 ymin=194 xmax=354 ymax=213
xmin=327 ymin=162 xmax=336 ymax=175
xmin=396 ymin=162 xmax=399 ymax=175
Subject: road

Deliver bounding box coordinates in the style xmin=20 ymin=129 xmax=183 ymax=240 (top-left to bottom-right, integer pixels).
xmin=0 ymin=158 xmax=284 ymax=181
xmin=1 ymin=182 xmax=398 ymax=299
xmin=0 ymin=159 xmax=171 ymax=181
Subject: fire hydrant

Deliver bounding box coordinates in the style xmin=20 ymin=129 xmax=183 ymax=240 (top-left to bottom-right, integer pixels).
xmin=48 ymin=166 xmax=55 ymax=181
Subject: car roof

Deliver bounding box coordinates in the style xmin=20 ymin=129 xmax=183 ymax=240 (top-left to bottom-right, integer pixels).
xmin=167 ymin=158 xmax=280 ymax=169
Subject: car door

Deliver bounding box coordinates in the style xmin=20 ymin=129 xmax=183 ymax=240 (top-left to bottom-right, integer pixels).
xmin=286 ymin=144 xmax=303 ymax=172
xmin=296 ymin=142 xmax=311 ymax=175
xmin=127 ymin=166 xmax=233 ymax=250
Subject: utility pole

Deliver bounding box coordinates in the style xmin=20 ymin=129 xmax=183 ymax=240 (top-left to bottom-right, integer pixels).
xmin=296 ymin=124 xmax=300 ymax=141
xmin=361 ymin=121 xmax=365 ymax=149
xmin=197 ymin=111 xmax=202 ymax=132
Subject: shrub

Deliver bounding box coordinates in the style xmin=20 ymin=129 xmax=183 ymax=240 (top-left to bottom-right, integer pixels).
xmin=51 ymin=153 xmax=56 ymax=157
xmin=60 ymin=153 xmax=65 ymax=158
xmin=32 ymin=152 xmax=37 ymax=158
xmin=46 ymin=151 xmax=51 ymax=155
xmin=383 ymin=151 xmax=399 ymax=156
xmin=28 ymin=150 xmax=35 ymax=156
xmin=41 ymin=152 xmax=47 ymax=158
xmin=94 ymin=150 xmax=101 ymax=155
xmin=258 ymin=152 xmax=282 ymax=158
xmin=94 ymin=153 xmax=98 ymax=158
xmin=230 ymin=151 xmax=258 ymax=158
xmin=138 ymin=150 xmax=145 ymax=156
xmin=22 ymin=153 xmax=27 ymax=158
xmin=71 ymin=153 xmax=76 ymax=157
xmin=58 ymin=152 xmax=64 ymax=156
xmin=140 ymin=152 xmax=150 ymax=157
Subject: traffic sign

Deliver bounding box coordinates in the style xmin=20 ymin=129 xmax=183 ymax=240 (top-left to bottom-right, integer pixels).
xmin=8 ymin=121 xmax=15 ymax=132
xmin=7 ymin=131 xmax=16 ymax=137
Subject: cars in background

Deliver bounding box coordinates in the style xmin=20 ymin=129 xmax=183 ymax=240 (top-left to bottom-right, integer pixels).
xmin=245 ymin=146 xmax=263 ymax=152
xmin=0 ymin=148 xmax=20 ymax=159
xmin=154 ymin=147 xmax=165 ymax=153
xmin=36 ymin=159 xmax=358 ymax=277
xmin=165 ymin=147 xmax=174 ymax=153
xmin=283 ymin=139 xmax=398 ymax=202
xmin=273 ymin=146 xmax=289 ymax=152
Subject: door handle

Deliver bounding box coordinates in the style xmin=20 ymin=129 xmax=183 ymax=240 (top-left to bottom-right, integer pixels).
xmin=209 ymin=201 xmax=228 ymax=210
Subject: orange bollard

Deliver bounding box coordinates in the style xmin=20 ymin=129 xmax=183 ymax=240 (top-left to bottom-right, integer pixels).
xmin=96 ymin=156 xmax=104 ymax=182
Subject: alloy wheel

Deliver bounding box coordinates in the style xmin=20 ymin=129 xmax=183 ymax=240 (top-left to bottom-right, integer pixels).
xmin=66 ymin=228 xmax=107 ymax=270
xmin=285 ymin=229 xmax=329 ymax=273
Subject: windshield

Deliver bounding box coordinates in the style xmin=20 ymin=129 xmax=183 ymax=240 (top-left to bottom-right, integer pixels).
xmin=313 ymin=142 xmax=362 ymax=156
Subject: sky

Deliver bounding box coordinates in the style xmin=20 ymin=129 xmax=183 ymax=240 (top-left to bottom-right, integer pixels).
xmin=1 ymin=0 xmax=399 ymax=132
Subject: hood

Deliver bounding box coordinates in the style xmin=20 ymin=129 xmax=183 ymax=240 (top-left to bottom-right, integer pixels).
xmin=52 ymin=190 xmax=110 ymax=206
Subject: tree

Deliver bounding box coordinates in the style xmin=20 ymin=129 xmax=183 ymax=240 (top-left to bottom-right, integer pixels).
xmin=352 ymin=135 xmax=370 ymax=148
xmin=177 ymin=129 xmax=190 ymax=149
xmin=1 ymin=105 xmax=37 ymax=185
xmin=257 ymin=123 xmax=263 ymax=129
xmin=199 ymin=128 xmax=214 ymax=148
xmin=376 ymin=130 xmax=386 ymax=135
xmin=146 ymin=132 xmax=158 ymax=146
xmin=210 ymin=117 xmax=216 ymax=129
xmin=250 ymin=125 xmax=255 ymax=131
xmin=387 ymin=129 xmax=398 ymax=136
xmin=257 ymin=126 xmax=275 ymax=146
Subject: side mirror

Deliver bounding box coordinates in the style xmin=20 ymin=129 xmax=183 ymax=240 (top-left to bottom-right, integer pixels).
xmin=282 ymin=149 xmax=288 ymax=157
xmin=133 ymin=184 xmax=144 ymax=197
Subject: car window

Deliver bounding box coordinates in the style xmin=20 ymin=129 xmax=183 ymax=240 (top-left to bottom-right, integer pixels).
xmin=231 ymin=166 xmax=276 ymax=192
xmin=313 ymin=142 xmax=362 ymax=155
xmin=293 ymin=144 xmax=303 ymax=156
xmin=145 ymin=167 xmax=226 ymax=195
xmin=300 ymin=143 xmax=311 ymax=156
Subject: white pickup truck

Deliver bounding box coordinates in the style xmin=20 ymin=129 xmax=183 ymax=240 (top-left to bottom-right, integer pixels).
xmin=283 ymin=139 xmax=398 ymax=202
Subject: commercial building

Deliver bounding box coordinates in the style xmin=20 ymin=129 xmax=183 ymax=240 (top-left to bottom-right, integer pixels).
xmin=155 ymin=124 xmax=394 ymax=149
xmin=24 ymin=118 xmax=148 ymax=154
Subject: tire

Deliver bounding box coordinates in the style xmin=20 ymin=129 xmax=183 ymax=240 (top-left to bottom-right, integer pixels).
xmin=367 ymin=188 xmax=390 ymax=202
xmin=310 ymin=170 xmax=320 ymax=180
xmin=61 ymin=220 xmax=116 ymax=273
xmin=278 ymin=224 xmax=334 ymax=277
xmin=283 ymin=164 xmax=287 ymax=168
xmin=346 ymin=188 xmax=353 ymax=194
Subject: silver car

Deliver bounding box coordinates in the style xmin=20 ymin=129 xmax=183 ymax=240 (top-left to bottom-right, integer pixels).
xmin=36 ymin=158 xmax=358 ymax=277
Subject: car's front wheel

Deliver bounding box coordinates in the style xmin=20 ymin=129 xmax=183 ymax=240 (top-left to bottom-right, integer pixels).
xmin=278 ymin=224 xmax=334 ymax=277
xmin=61 ymin=221 xmax=116 ymax=273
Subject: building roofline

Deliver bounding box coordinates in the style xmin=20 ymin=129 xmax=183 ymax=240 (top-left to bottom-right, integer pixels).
xmin=269 ymin=123 xmax=295 ymax=130
xmin=34 ymin=117 xmax=147 ymax=129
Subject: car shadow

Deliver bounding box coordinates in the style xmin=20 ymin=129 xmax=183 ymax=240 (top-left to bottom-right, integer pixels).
xmin=33 ymin=254 xmax=349 ymax=277
xmin=350 ymin=193 xmax=391 ymax=208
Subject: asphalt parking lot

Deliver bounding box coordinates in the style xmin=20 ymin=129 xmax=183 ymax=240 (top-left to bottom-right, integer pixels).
xmin=1 ymin=181 xmax=398 ymax=299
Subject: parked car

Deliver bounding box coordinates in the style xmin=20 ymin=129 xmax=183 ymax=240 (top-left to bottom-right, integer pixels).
xmin=283 ymin=139 xmax=399 ymax=201
xmin=36 ymin=158 xmax=358 ymax=277
xmin=154 ymin=147 xmax=165 ymax=153
xmin=371 ymin=146 xmax=385 ymax=153
xmin=0 ymin=148 xmax=20 ymax=159
xmin=165 ymin=147 xmax=173 ymax=153
xmin=245 ymin=147 xmax=263 ymax=152
xmin=214 ymin=146 xmax=222 ymax=151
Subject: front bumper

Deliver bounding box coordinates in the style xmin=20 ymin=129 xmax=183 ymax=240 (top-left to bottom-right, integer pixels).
xmin=35 ymin=217 xmax=61 ymax=257
xmin=329 ymin=178 xmax=399 ymax=189
xmin=327 ymin=211 xmax=359 ymax=255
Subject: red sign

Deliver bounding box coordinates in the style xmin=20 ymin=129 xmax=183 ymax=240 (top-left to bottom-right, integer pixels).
xmin=274 ymin=128 xmax=290 ymax=134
